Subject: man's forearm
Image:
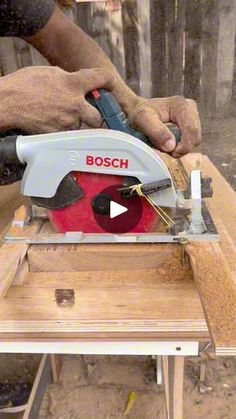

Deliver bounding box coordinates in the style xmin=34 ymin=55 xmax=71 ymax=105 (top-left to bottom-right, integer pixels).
xmin=26 ymin=5 xmax=201 ymax=156
xmin=27 ymin=7 xmax=139 ymax=115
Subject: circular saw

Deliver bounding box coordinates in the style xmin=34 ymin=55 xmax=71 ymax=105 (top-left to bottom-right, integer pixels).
xmin=0 ymin=89 xmax=182 ymax=235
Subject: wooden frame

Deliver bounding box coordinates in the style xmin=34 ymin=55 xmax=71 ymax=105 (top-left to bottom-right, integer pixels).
xmin=0 ymin=154 xmax=235 ymax=353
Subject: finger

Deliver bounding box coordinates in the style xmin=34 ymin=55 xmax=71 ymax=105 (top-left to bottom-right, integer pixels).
xmin=74 ymin=68 xmax=116 ymax=94
xmin=77 ymin=99 xmax=103 ymax=127
xmin=169 ymin=97 xmax=201 ymax=157
xmin=132 ymin=106 xmax=176 ymax=152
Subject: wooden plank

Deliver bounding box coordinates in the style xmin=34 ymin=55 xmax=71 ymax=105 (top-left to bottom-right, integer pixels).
xmin=232 ymin=18 xmax=236 ymax=107
xmin=121 ymin=0 xmax=141 ymax=94
xmin=0 ymin=37 xmax=19 ymax=74
xmin=2 ymin=280 xmax=197 ymax=324
xmin=75 ymin=1 xmax=112 ymax=59
xmin=50 ymin=354 xmax=63 ymax=383
xmin=0 ymin=264 xmax=207 ymax=338
xmin=162 ymin=355 xmax=184 ymax=419
xmin=23 ymin=355 xmax=52 ymax=419
xmin=13 ymin=38 xmax=32 ymax=68
xmin=215 ymin=0 xmax=236 ymax=113
xmin=29 ymin=46 xmax=49 ymax=66
xmin=150 ymin=0 xmax=168 ymax=97
xmin=0 ymin=332 xmax=209 ymax=342
xmin=0 ymin=243 xmax=28 ymax=298
xmin=90 ymin=2 xmax=112 ymax=59
xmin=166 ymin=0 xmax=185 ymax=96
xmin=75 ymin=0 xmax=106 ymax=2
xmin=137 ymin=0 xmax=152 ymax=97
xmin=184 ymin=0 xmax=202 ymax=100
xmin=186 ymin=242 xmax=236 ymax=354
xmin=75 ymin=1 xmax=92 ymax=31
xmin=109 ymin=1 xmax=126 ymax=78
xmin=0 ymin=183 xmax=28 ymax=235
xmin=12 ymin=259 xmax=29 ymax=286
xmin=0 ymin=208 xmax=42 ymax=297
xmin=28 ymin=243 xmax=174 ymax=272
xmin=200 ymin=0 xmax=220 ymax=115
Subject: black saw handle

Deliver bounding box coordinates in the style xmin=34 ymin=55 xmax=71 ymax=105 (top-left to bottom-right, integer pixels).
xmin=87 ymin=88 xmax=181 ymax=147
xmin=0 ymin=131 xmax=26 ymax=186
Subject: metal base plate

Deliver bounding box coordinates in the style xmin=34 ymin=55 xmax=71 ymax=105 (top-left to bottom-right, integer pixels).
xmin=4 ymin=202 xmax=218 ymax=244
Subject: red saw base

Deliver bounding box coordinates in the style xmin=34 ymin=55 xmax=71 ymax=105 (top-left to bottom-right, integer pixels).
xmin=49 ymin=172 xmax=159 ymax=234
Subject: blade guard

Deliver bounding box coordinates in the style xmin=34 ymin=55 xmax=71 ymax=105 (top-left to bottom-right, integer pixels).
xmin=16 ymin=129 xmax=176 ymax=208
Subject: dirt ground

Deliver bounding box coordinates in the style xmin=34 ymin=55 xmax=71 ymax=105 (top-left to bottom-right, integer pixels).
xmin=36 ymin=354 xmax=236 ymax=419
xmin=1 ymin=116 xmax=236 ymax=419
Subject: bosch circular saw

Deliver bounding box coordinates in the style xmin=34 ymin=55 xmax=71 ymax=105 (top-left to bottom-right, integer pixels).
xmin=0 ymin=89 xmax=217 ymax=243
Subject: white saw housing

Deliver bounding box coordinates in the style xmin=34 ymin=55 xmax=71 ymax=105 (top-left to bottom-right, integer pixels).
xmin=16 ymin=129 xmax=177 ymax=208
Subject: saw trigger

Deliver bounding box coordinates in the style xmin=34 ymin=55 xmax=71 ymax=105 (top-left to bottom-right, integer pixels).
xmin=87 ymin=89 xmax=181 ymax=147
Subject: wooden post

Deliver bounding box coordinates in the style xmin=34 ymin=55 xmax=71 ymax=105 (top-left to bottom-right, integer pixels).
xmin=50 ymin=355 xmax=63 ymax=383
xmin=121 ymin=0 xmax=141 ymax=94
xmin=136 ymin=0 xmax=152 ymax=97
xmin=200 ymin=0 xmax=220 ymax=116
xmin=23 ymin=355 xmax=52 ymax=419
xmin=166 ymin=0 xmax=185 ymax=96
xmin=13 ymin=39 xmax=32 ymax=68
xmin=75 ymin=2 xmax=92 ymax=31
xmin=108 ymin=1 xmax=126 ymax=78
xmin=29 ymin=46 xmax=49 ymax=66
xmin=75 ymin=1 xmax=112 ymax=59
xmin=150 ymin=0 xmax=168 ymax=97
xmin=162 ymin=356 xmax=185 ymax=419
xmin=90 ymin=2 xmax=113 ymax=59
xmin=184 ymin=0 xmax=202 ymax=101
xmin=215 ymin=0 xmax=236 ymax=113
xmin=0 ymin=38 xmax=19 ymax=74
xmin=232 ymin=15 xmax=236 ymax=108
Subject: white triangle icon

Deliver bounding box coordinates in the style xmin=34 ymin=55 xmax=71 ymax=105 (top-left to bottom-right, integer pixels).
xmin=110 ymin=201 xmax=128 ymax=219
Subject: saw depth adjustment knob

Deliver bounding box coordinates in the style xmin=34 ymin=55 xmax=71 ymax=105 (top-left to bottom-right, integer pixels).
xmin=92 ymin=193 xmax=112 ymax=215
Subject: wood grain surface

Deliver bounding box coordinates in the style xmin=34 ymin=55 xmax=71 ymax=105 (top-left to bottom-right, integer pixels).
xmin=0 ymin=243 xmax=28 ymax=298
xmin=182 ymin=154 xmax=236 ymax=353
xmin=28 ymin=243 xmax=174 ymax=272
xmin=187 ymin=242 xmax=236 ymax=353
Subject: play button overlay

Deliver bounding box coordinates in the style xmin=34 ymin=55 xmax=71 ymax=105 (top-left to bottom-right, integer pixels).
xmin=110 ymin=201 xmax=128 ymax=219
xmin=92 ymin=183 xmax=143 ymax=233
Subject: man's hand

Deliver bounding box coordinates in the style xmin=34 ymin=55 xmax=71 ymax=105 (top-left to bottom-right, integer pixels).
xmin=128 ymin=96 xmax=201 ymax=158
xmin=26 ymin=6 xmax=201 ymax=158
xmin=1 ymin=66 xmax=115 ymax=134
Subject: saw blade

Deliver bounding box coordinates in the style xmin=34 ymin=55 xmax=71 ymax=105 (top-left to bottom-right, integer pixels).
xmin=48 ymin=172 xmax=160 ymax=234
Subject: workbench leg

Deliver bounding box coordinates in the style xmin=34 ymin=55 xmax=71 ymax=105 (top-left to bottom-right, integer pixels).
xmin=162 ymin=356 xmax=184 ymax=419
xmin=50 ymin=355 xmax=63 ymax=383
xmin=156 ymin=356 xmax=162 ymax=385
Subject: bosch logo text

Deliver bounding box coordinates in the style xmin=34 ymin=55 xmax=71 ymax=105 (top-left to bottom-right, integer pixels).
xmin=86 ymin=155 xmax=129 ymax=169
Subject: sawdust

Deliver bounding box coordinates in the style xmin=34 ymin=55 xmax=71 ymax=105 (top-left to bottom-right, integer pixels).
xmin=156 ymin=244 xmax=192 ymax=282
xmin=187 ymin=242 xmax=236 ymax=349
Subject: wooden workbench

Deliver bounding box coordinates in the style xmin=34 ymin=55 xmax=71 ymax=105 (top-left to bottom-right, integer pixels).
xmin=0 ymin=153 xmax=235 ymax=419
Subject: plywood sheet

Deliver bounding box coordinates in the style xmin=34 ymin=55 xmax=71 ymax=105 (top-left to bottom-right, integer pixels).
xmin=0 ymin=265 xmax=207 ymax=339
